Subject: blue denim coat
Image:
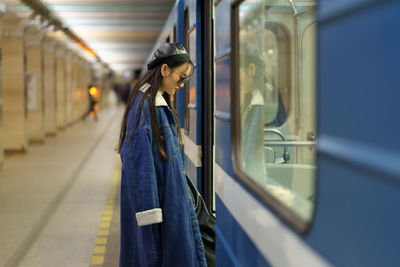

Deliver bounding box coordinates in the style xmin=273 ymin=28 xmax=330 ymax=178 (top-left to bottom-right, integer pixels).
xmin=119 ymin=84 xmax=207 ymax=267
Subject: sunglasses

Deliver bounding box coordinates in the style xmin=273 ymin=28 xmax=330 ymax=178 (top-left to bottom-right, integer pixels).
xmin=173 ymin=68 xmax=193 ymax=85
xmin=177 ymin=75 xmax=190 ymax=85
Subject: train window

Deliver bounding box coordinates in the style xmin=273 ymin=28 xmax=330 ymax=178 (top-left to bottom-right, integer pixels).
xmin=188 ymin=28 xmax=196 ymax=106
xmin=233 ymin=0 xmax=317 ymax=232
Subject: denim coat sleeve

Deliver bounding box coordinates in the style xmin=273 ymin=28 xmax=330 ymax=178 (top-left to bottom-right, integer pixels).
xmin=129 ymin=126 xmax=162 ymax=226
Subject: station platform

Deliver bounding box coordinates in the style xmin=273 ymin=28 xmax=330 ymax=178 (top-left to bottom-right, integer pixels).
xmin=0 ymin=106 xmax=124 ymax=267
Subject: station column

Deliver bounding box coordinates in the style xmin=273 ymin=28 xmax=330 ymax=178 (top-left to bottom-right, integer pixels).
xmin=75 ymin=56 xmax=83 ymax=121
xmin=1 ymin=12 xmax=28 ymax=151
xmin=70 ymin=53 xmax=79 ymax=122
xmin=55 ymin=43 xmax=66 ymax=130
xmin=82 ymin=60 xmax=91 ymax=118
xmin=0 ymin=3 xmax=6 ymax=164
xmin=99 ymin=67 xmax=112 ymax=109
xmin=42 ymin=36 xmax=57 ymax=136
xmin=64 ymin=48 xmax=74 ymax=126
xmin=26 ymin=25 xmax=45 ymax=143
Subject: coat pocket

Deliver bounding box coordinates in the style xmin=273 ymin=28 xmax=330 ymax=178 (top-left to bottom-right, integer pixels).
xmin=160 ymin=124 xmax=179 ymax=160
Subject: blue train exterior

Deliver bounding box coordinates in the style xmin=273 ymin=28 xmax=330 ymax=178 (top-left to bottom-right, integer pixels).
xmin=144 ymin=0 xmax=400 ymax=266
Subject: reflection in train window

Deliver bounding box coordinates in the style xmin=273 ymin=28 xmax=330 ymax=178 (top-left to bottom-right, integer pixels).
xmin=237 ymin=0 xmax=317 ymax=225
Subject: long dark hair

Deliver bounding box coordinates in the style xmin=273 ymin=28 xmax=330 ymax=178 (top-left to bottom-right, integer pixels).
xmin=117 ymin=56 xmax=192 ymax=159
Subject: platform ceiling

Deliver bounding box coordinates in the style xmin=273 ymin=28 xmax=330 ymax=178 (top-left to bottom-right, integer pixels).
xmin=4 ymin=0 xmax=176 ymax=75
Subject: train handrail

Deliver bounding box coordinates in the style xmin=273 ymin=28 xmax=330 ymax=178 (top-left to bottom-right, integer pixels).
xmin=264 ymin=128 xmax=290 ymax=163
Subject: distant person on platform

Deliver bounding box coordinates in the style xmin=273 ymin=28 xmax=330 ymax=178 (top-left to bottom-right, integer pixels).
xmin=121 ymin=82 xmax=131 ymax=105
xmin=83 ymin=84 xmax=98 ymax=121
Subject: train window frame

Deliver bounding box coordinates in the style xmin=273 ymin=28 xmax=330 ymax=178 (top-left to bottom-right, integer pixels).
xmin=230 ymin=0 xmax=312 ymax=234
xmin=205 ymin=0 xmax=216 ymax=212
xmin=184 ymin=7 xmax=190 ymax=134
xmin=172 ymin=25 xmax=177 ymax=109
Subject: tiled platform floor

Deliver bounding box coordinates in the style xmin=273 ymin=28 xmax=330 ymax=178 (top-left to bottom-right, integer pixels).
xmin=0 ymin=106 xmax=123 ymax=267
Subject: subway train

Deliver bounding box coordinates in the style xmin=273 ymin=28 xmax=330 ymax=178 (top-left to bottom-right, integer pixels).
xmin=142 ymin=0 xmax=400 ymax=266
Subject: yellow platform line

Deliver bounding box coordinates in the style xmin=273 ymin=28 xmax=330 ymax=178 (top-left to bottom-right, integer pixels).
xmin=90 ymin=155 xmax=121 ymax=266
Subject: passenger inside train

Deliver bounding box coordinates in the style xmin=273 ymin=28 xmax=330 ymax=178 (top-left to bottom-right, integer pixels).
xmin=239 ymin=44 xmax=267 ymax=186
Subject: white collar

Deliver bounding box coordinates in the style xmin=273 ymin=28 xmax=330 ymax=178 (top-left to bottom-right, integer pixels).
xmin=250 ymin=90 xmax=264 ymax=106
xmin=139 ymin=83 xmax=168 ymax=107
xmin=155 ymin=90 xmax=168 ymax=107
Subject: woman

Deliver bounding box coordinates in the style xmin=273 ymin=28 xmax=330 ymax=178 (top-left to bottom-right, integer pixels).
xmin=117 ymin=43 xmax=207 ymax=267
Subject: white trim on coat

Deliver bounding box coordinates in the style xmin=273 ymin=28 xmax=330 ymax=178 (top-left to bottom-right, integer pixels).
xmin=136 ymin=208 xmax=163 ymax=227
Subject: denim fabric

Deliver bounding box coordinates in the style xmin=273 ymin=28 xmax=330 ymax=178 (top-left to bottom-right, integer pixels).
xmin=120 ymin=91 xmax=207 ymax=267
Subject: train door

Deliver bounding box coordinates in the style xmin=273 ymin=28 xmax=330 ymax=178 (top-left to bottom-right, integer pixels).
xmin=182 ymin=1 xmax=203 ymax=193
xmin=202 ymin=0 xmax=216 ymax=211
xmin=181 ymin=0 xmax=216 ymax=209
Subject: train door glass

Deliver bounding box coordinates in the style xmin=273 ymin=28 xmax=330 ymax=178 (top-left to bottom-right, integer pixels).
xmin=235 ymin=0 xmax=317 ymax=228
